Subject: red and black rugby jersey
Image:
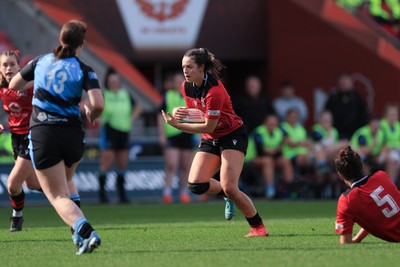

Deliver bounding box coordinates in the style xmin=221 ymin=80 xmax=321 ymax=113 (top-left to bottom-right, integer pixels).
xmin=182 ymin=74 xmax=243 ymax=140
xmin=0 ymin=87 xmax=33 ymax=134
xmin=335 ymin=170 xmax=400 ymax=242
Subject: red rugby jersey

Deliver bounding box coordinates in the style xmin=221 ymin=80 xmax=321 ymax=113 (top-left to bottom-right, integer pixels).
xmin=335 ymin=170 xmax=400 ymax=242
xmin=182 ymin=74 xmax=243 ymax=139
xmin=0 ymin=87 xmax=33 ymax=134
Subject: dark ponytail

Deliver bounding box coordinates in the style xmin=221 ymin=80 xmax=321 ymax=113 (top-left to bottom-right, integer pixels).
xmin=53 ymin=20 xmax=86 ymax=59
xmin=184 ymin=48 xmax=224 ymax=80
xmin=334 ymin=146 xmax=364 ymax=181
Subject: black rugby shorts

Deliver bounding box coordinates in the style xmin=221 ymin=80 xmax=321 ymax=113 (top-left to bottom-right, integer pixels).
xmin=29 ymin=125 xmax=84 ymax=169
xmin=11 ymin=133 xmax=31 ymax=160
xmin=198 ymin=126 xmax=248 ymax=156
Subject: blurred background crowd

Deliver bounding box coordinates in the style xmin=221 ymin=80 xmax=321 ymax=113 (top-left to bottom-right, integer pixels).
xmin=1 ymin=0 xmax=400 ymax=202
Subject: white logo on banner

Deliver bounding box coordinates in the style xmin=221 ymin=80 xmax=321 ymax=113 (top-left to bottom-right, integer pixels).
xmin=116 ymin=0 xmax=209 ymax=50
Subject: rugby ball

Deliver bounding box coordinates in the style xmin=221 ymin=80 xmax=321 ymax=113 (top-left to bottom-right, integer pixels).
xmin=172 ymin=107 xmax=205 ymax=123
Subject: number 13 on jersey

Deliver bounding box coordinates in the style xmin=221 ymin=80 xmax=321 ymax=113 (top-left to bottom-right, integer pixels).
xmin=45 ymin=70 xmax=67 ymax=94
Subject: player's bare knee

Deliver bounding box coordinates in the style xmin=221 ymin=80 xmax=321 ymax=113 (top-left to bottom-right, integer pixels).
xmin=8 ymin=186 xmax=21 ymax=196
xmin=222 ymin=186 xmax=238 ymax=199
xmin=188 ymin=182 xmax=210 ymax=195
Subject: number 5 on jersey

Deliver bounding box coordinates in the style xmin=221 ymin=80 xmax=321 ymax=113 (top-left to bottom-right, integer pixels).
xmin=370 ymin=186 xmax=400 ymax=218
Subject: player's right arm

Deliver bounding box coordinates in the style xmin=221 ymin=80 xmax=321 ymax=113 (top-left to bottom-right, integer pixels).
xmin=335 ymin=195 xmax=356 ymax=244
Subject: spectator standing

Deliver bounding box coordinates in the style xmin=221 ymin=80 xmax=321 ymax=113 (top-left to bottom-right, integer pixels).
xmin=325 ymin=74 xmax=369 ymax=140
xmin=233 ymin=75 xmax=275 ymax=133
xmin=273 ymin=81 xmax=308 ymax=125
xmin=98 ymin=69 xmax=142 ymax=203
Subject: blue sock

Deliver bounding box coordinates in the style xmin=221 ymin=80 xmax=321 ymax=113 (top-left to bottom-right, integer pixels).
xmin=70 ymin=193 xmax=80 ymax=202
xmin=72 ymin=217 xmax=87 ymax=232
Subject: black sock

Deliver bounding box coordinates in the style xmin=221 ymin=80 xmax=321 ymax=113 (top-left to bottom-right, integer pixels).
xmin=246 ymin=212 xmax=263 ymax=227
xmin=117 ymin=174 xmax=129 ymax=202
xmin=10 ymin=190 xmax=25 ymax=212
xmin=78 ymin=223 xmax=94 ymax=239
xmin=99 ymin=172 xmax=106 ymax=190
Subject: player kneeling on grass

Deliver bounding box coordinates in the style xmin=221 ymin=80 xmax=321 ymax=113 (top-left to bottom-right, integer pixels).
xmin=334 ymin=146 xmax=400 ymax=244
xmin=162 ymin=47 xmax=268 ymax=237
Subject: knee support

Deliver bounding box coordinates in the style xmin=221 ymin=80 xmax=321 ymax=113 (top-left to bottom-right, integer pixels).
xmin=188 ymin=182 xmax=210 ymax=195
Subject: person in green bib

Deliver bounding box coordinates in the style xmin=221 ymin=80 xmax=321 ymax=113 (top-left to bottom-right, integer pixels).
xmin=157 ymin=72 xmax=196 ymax=204
xmin=311 ymin=110 xmax=348 ymax=198
xmin=281 ymin=108 xmax=313 ymax=169
xmin=280 ymin=108 xmax=313 ymax=198
xmin=380 ymin=104 xmax=400 ymax=184
xmin=98 ymin=69 xmax=142 ymax=203
xmin=246 ymin=114 xmax=293 ymax=199
xmin=350 ymin=115 xmax=385 ymax=174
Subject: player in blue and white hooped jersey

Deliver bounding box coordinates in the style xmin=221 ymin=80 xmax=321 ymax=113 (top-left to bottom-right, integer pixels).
xmin=9 ymin=20 xmax=104 ymax=255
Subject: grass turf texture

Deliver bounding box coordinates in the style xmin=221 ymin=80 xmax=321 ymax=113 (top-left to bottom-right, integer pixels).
xmin=1 ymin=201 xmax=399 ymax=267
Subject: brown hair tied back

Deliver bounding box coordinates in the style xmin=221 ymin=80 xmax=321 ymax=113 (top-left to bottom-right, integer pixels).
xmin=334 ymin=146 xmax=364 ymax=181
xmin=184 ymin=47 xmax=224 ymax=80
xmin=53 ymin=20 xmax=87 ymax=59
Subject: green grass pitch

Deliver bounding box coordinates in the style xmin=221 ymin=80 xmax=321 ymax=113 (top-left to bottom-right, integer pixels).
xmin=0 ymin=200 xmax=399 ymax=267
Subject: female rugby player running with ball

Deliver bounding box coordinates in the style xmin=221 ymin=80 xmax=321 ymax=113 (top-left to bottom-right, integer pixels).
xmin=162 ymin=48 xmax=268 ymax=237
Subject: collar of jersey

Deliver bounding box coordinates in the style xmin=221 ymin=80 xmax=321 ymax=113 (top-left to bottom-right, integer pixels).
xmin=193 ymin=73 xmax=208 ymax=89
xmin=351 ymin=175 xmax=369 ymax=188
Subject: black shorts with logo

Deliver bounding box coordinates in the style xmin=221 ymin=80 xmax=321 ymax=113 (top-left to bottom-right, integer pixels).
xmin=11 ymin=133 xmax=30 ymax=160
xmin=198 ymin=126 xmax=248 ymax=156
xmin=29 ymin=125 xmax=85 ymax=170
